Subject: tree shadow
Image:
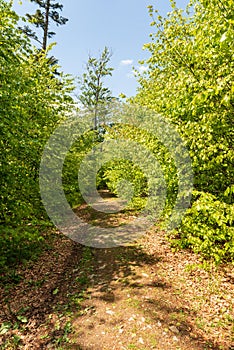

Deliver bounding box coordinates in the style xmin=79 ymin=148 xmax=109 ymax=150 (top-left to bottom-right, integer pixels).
xmin=70 ymin=246 xmax=222 ymax=350
xmin=0 ymin=214 xmax=227 ymax=349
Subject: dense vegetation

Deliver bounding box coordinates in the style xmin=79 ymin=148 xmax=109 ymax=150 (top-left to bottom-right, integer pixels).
xmin=0 ymin=0 xmax=233 ymax=277
xmin=0 ymin=0 xmax=74 ymax=272
xmin=102 ymin=0 xmax=234 ymax=262
xmin=133 ymin=0 xmax=234 ymax=262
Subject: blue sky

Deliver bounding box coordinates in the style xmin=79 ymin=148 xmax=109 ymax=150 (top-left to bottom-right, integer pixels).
xmin=12 ymin=0 xmax=189 ymax=97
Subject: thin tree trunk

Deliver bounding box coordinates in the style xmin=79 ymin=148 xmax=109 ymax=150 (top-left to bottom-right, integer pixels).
xmin=94 ymin=74 xmax=100 ymax=130
xmin=94 ymin=106 xmax=98 ymax=130
xmin=43 ymin=0 xmax=50 ymax=50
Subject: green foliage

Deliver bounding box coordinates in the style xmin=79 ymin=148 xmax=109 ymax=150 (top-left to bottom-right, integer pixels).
xmin=134 ymin=0 xmax=234 ymax=261
xmin=0 ymin=226 xmax=45 ymax=272
xmin=20 ymin=0 xmax=68 ymax=50
xmin=62 ymin=130 xmax=95 ymax=207
xmin=103 ymin=159 xmax=148 ymax=198
xmin=1 ymin=0 xmax=233 ymax=269
xmin=171 ymin=191 xmax=234 ymax=263
xmin=102 ymin=121 xmax=179 ymax=219
xmin=78 ymin=47 xmax=114 ymax=129
xmin=0 ymin=0 xmax=74 ymax=271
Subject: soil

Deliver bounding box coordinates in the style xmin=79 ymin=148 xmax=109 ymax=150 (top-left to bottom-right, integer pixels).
xmin=0 ymin=192 xmax=233 ymax=350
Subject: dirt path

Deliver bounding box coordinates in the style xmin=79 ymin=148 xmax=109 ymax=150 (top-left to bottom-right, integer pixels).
xmin=0 ymin=194 xmax=233 ymax=349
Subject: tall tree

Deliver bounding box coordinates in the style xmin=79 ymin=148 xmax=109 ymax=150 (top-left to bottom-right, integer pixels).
xmin=20 ymin=0 xmax=68 ymax=50
xmin=78 ymin=47 xmax=114 ymax=130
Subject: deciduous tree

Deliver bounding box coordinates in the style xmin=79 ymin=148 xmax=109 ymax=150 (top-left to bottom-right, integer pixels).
xmin=78 ymin=47 xmax=114 ymax=130
xmin=0 ymin=0 xmax=74 ymax=269
xmin=134 ymin=0 xmax=234 ymax=262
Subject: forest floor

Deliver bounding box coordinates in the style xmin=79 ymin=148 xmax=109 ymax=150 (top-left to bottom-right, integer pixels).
xmin=0 ymin=192 xmax=234 ymax=350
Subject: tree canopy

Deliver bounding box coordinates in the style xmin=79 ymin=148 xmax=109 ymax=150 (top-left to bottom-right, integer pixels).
xmin=20 ymin=0 xmax=68 ymax=50
xmin=78 ymin=46 xmax=114 ymax=129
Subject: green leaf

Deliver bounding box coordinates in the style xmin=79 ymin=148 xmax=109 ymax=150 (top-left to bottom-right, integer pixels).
xmin=16 ymin=315 xmax=28 ymax=323
xmin=0 ymin=322 xmax=12 ymax=335
xmin=53 ymin=287 xmax=59 ymax=295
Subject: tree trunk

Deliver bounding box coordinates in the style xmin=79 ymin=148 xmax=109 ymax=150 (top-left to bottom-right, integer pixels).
xmin=43 ymin=0 xmax=50 ymax=50
xmin=94 ymin=74 xmax=100 ymax=130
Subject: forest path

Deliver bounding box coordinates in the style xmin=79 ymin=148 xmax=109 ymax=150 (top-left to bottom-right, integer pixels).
xmin=0 ymin=192 xmax=233 ymax=349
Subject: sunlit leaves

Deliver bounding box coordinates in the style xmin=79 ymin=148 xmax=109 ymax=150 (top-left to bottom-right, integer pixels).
xmin=0 ymin=0 xmax=74 ymax=268
xmin=135 ymin=0 xmax=234 ymax=262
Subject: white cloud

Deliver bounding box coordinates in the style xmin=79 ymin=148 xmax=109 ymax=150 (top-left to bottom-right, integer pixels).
xmin=138 ymin=65 xmax=148 ymax=73
xmin=126 ymin=66 xmax=148 ymax=78
xmin=120 ymin=59 xmax=133 ymax=66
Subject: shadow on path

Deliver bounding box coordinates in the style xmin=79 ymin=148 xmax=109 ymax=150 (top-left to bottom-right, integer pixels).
xmin=0 ymin=193 xmax=228 ymax=349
